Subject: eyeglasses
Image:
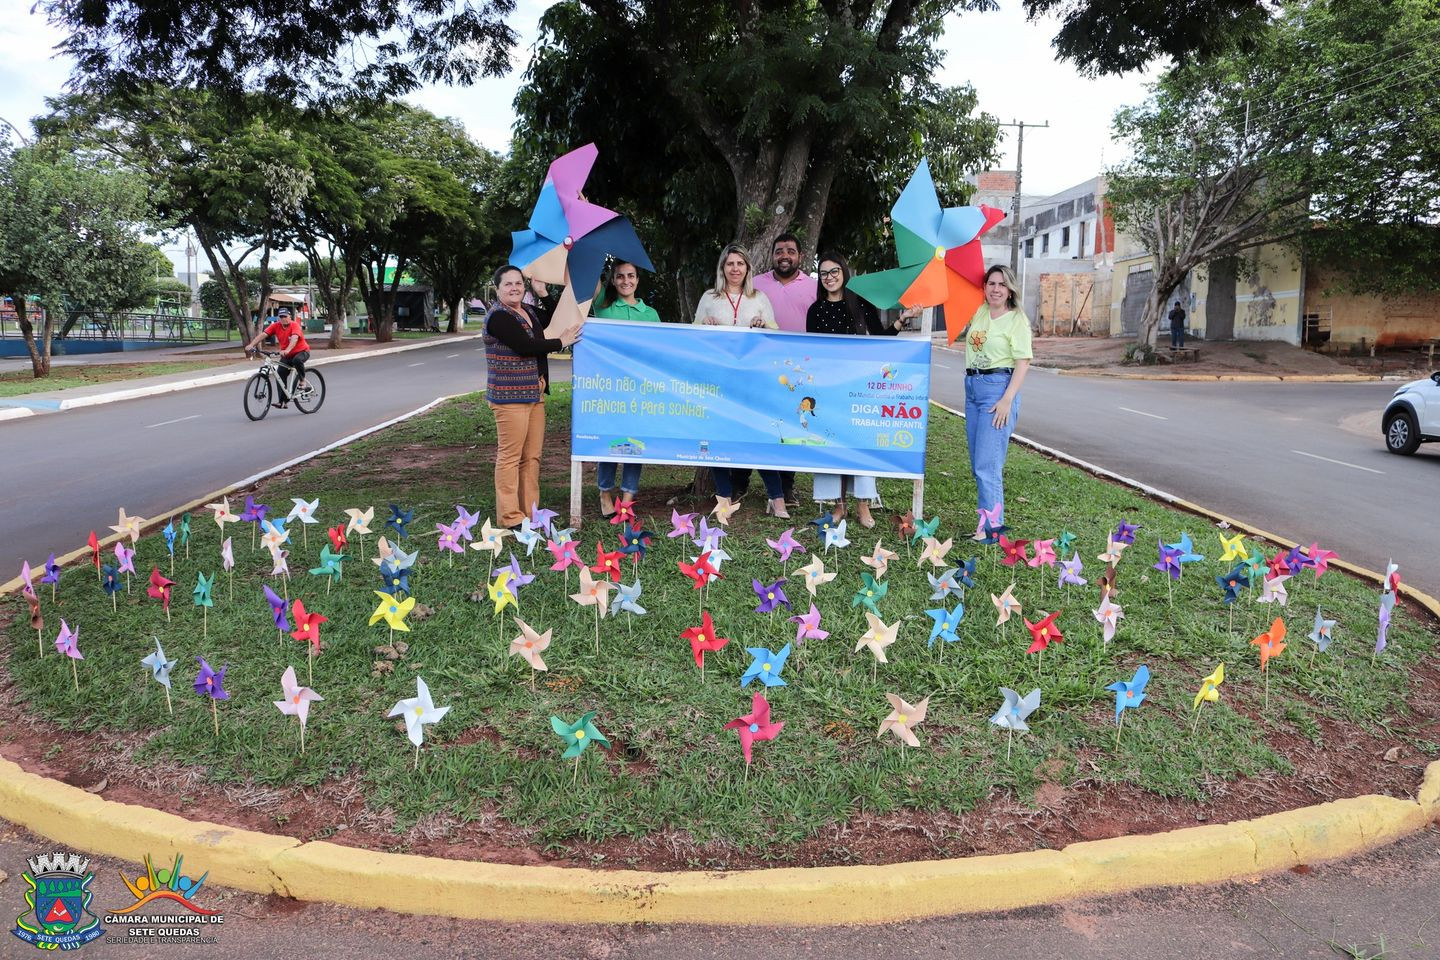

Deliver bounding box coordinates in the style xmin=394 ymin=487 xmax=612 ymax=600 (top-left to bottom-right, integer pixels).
xmin=818 ymin=268 xmax=842 ymax=279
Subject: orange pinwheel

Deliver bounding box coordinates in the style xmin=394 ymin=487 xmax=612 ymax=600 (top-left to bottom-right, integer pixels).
xmin=1251 ymin=616 xmax=1287 ymax=669
xmin=590 ymin=541 xmax=624 ymax=582
xmin=682 ymin=610 xmax=730 ymax=670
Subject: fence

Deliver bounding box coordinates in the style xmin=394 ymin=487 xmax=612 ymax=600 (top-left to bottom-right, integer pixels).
xmin=0 ymin=310 xmax=235 ymax=345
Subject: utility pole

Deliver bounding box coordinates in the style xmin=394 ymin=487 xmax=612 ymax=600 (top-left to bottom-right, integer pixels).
xmin=999 ymin=119 xmax=1048 ymax=273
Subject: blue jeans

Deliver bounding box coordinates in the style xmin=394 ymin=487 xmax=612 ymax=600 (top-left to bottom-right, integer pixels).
xmin=1170 ymin=324 xmax=1185 ymax=349
xmin=597 ymin=462 xmax=642 ymax=495
xmin=965 ymin=370 xmax=1020 ymax=525
xmin=712 ymin=468 xmax=783 ymax=500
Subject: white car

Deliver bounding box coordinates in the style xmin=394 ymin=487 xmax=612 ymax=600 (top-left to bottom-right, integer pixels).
xmin=1383 ymin=372 xmax=1440 ymax=454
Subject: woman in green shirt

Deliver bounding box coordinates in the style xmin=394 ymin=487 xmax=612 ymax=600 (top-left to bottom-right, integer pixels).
xmin=592 ymin=260 xmax=660 ymax=516
xmin=964 ymin=265 xmax=1032 ymax=539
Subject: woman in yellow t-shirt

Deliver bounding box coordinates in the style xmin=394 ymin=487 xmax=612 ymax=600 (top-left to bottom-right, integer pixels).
xmin=963 ymin=265 xmax=1032 ymax=539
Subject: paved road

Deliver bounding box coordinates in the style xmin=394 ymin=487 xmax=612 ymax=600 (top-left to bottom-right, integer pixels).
xmin=929 ymin=357 xmax=1439 ymax=598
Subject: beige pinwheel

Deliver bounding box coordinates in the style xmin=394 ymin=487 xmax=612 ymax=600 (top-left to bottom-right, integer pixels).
xmin=877 ymin=694 xmax=929 ymax=747
xmin=992 ymin=583 xmax=1022 ymax=625
xmin=570 ymin=567 xmax=614 ymax=653
xmin=344 ymin=506 xmax=374 ymax=536
xmin=111 ymin=508 xmax=145 ymax=544
xmin=510 ymin=617 xmax=553 ymax=675
xmin=796 ymin=554 xmax=837 ymax=597
xmin=916 ymin=536 xmax=953 ymax=568
xmin=861 ymin=540 xmax=898 ymax=579
xmin=855 ymin=612 xmax=899 ymax=664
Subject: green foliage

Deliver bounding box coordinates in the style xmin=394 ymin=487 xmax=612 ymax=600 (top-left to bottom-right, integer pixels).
xmin=1025 ymin=0 xmax=1271 ymax=76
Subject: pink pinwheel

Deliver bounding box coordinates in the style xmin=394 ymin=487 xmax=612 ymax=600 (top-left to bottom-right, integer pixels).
xmin=221 ymin=538 xmax=234 ymax=572
xmin=766 ymin=528 xmax=802 ymax=564
xmin=146 ymin=567 xmax=175 ymax=618
xmin=274 ymin=665 xmax=323 ymax=753
xmin=609 ymin=500 xmax=637 ymax=527
xmin=547 ymin=538 xmax=582 ymax=572
xmin=789 ymin=603 xmax=828 ymax=645
xmin=1303 ymin=543 xmax=1338 ymax=580
xmin=724 ymin=692 xmax=784 ymax=766
xmin=114 ymin=541 xmax=136 ymax=578
xmin=1028 ymin=539 xmax=1057 ymax=569
xmin=263 ymin=584 xmax=290 ymax=633
xmin=668 ymin=510 xmax=698 ymax=540
xmin=435 ymin=521 xmax=464 ymax=556
xmin=753 ymin=578 xmax=789 ymax=614
xmin=975 ymin=503 xmax=1003 ymax=539
xmin=1093 ymin=597 xmax=1124 ymax=645
xmin=55 ymin=619 xmax=82 ymax=659
xmin=20 ymin=559 xmax=34 ymax=594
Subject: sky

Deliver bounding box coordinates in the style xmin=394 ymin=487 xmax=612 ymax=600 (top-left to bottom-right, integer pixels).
xmin=0 ymin=0 xmax=1159 ymax=270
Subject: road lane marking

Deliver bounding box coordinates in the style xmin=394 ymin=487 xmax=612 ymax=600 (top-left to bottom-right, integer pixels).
xmin=407 ymin=362 xmax=425 ymax=367
xmin=1291 ymin=450 xmax=1384 ymax=474
xmin=1118 ymin=406 xmax=1167 ymax=420
xmin=145 ymin=415 xmax=201 ymax=429
xmin=446 ymin=353 xmax=460 ymax=358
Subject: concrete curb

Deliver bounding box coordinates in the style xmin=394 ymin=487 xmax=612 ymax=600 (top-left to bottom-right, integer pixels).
xmin=1 ymin=395 xmax=1436 ymax=925
xmin=1055 ymin=369 xmax=1383 ymax=382
xmin=0 ymin=756 xmax=1434 ymax=924
xmin=2 ymin=335 xmax=480 ymax=414
xmin=0 ymin=407 xmax=34 ymax=421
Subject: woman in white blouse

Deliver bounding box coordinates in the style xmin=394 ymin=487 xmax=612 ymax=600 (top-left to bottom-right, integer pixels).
xmin=693 ymin=244 xmax=777 ymax=328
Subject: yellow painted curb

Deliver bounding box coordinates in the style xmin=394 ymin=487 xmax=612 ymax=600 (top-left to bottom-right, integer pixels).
xmin=1055 ymin=370 xmax=1381 ymax=382
xmin=0 ymin=755 xmax=1435 ymax=924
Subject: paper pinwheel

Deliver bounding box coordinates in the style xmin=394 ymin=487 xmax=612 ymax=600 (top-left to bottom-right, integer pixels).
xmin=878 ymin=694 xmax=929 ymax=747
xmin=344 ymin=506 xmax=374 ymax=538
xmin=1096 ymin=537 xmax=1126 ymax=565
xmin=1028 ymin=539 xmax=1057 ymax=569
xmin=274 ymin=666 xmax=323 ymax=752
xmin=1216 ymin=565 xmax=1249 ymax=604
xmin=610 ymin=579 xmax=646 ymax=618
xmin=269 ymin=546 xmax=291 ymax=583
xmin=435 ymin=521 xmax=464 ymax=557
xmin=847 ymin=157 xmax=1005 ymax=343
xmin=376 ymin=504 xmax=410 ymax=540
xmin=530 ymin=505 xmax=558 ymax=536
xmin=974 ymin=504 xmax=1003 ymax=541
xmin=1098 ymin=564 xmax=1120 ymax=601
xmin=1106 ymin=665 xmax=1150 ymax=725
xmin=388 ymin=541 xmax=419 ymax=570
xmin=162 ymin=519 xmax=177 ymax=564
xmin=1309 ymin=605 xmax=1337 ymax=653
xmin=547 ymin=538 xmax=582 ymax=572
xmin=741 ymin=643 xmax=791 ymax=688
xmin=682 ymin=611 xmax=730 ymax=670
xmin=488 ymin=571 xmax=518 ymax=615
xmin=195 ymin=656 xmax=229 ymax=734
xmin=20 ymin=559 xmax=33 ymax=593
xmin=678 ymin=552 xmax=720 ymax=591
xmin=55 ymin=619 xmax=81 ymax=659
xmin=1112 ymin=520 xmax=1140 ymax=545
xmin=861 ymin=540 xmax=898 ymax=579
xmin=609 ymin=500 xmax=637 ymax=527
xmin=1377 ymin=601 xmax=1391 ymax=657
xmin=766 ymin=528 xmax=802 ymax=564
xmin=1258 ymin=574 xmax=1290 ymax=606
xmin=992 ymin=584 xmax=1021 ymax=625
xmin=590 ymin=544 xmax=624 ymax=581
xmin=378 ymin=560 xmax=410 ymax=597
xmin=115 ymin=541 xmax=136 ymax=578
xmin=912 ymin=515 xmax=941 ymax=545
xmin=1303 ymin=542 xmax=1339 ymax=580
xmin=327 ymin=524 xmax=347 ymax=553
xmin=180 ymin=513 xmax=191 ymax=551
xmin=990 ymin=687 xmax=1041 ymax=733
xmin=692 ymin=517 xmax=726 ymax=553
xmin=710 ymin=496 xmax=740 ymax=527
xmin=142 ymin=638 xmax=175 ymax=694
xmin=193 ymin=572 xmax=214 ymax=608
xmin=1265 ymin=549 xmax=1294 ymax=581
xmin=1053 ymin=553 xmax=1084 ymax=589
xmin=509 ymin=142 xmax=654 ymax=333
xmin=146 ymin=567 xmax=174 ymax=614
xmin=999 ymin=535 xmax=1031 ymax=567
xmin=87 ymin=529 xmax=100 ymax=575
xmin=101 ymin=563 xmax=121 ymax=606
xmin=796 ymin=554 xmax=836 ymax=596
xmin=206 ymin=497 xmax=238 ymax=533
xmin=1283 ymin=544 xmax=1314 ymax=575
xmin=917 ymin=536 xmax=953 ymax=568
xmin=810 ymin=512 xmax=838 ymax=538
xmin=724 ymin=692 xmax=784 ymax=766
xmin=1218 ymin=531 xmax=1248 ymax=564
xmin=40 ymin=553 xmax=61 ymax=590
xmin=669 ymin=510 xmax=698 ymax=540
xmin=290 ymin=599 xmax=328 ymax=653
xmin=1193 ymin=663 xmax=1224 ymax=714
xmin=260 ymin=518 xmax=290 ymax=554
xmin=511 ymin=617 xmax=552 ymax=672
xmin=501 ymin=553 xmax=536 ymax=594
xmin=1384 ymin=558 xmax=1401 ymax=594
xmin=370 ymin=590 xmax=416 ymax=633
xmin=753 ymin=578 xmax=790 ymax=614
xmin=288 ymin=496 xmax=320 ymax=527
xmin=1153 ymin=540 xmax=1183 ymax=581
xmin=823 ymin=519 xmax=851 ymax=553
xmin=1093 ymin=597 xmax=1124 ymax=644
xmin=262 ymin=584 xmax=290 ymax=633
xmin=550 ymin=712 xmax=611 ymax=764
xmin=1056 ymin=531 xmax=1077 ymax=556
xmin=789 ymin=604 xmax=828 ymax=645
xmin=1242 ymin=546 xmax=1269 ymax=585
xmin=617 ymin=521 xmax=654 ymax=561
xmin=309 ymin=545 xmax=345 ymax=586
xmin=855 ymin=612 xmax=899 ymax=664
xmin=570 ymin=566 xmax=614 ymax=618
xmin=111 ymin=507 xmax=144 ymax=543
xmin=1165 ymin=532 xmax=1205 ymax=566
xmin=471 ymin=518 xmax=511 ymax=556
xmin=893 ymin=511 xmax=916 ymax=543
xmin=851 ymin=572 xmax=889 ymax=616
xmin=957 ymin=556 xmax=978 ymax=588
xmin=925 ymin=605 xmax=964 ymax=648
xmin=1252 ymin=616 xmax=1287 ymax=669
xmin=240 ymin=495 xmax=269 ymax=526
xmin=928 ymin=568 xmax=965 ymax=601
xmin=1024 ymin=611 xmax=1064 ymax=654
xmin=388 ymin=677 xmax=450 ymax=763
xmin=511 ymin=518 xmax=541 ymax=557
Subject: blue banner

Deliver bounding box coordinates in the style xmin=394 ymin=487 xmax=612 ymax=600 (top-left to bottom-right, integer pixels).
xmin=571 ymin=321 xmax=931 ymax=478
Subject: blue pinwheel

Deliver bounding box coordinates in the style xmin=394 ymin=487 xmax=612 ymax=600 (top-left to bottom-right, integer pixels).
xmin=617 ymin=521 xmax=654 ymax=561
xmin=924 ymin=604 xmax=965 ymax=647
xmin=1216 ymin=565 xmax=1249 ymax=604
xmin=510 ymin=143 xmax=653 ymax=329
xmin=957 ymin=556 xmax=978 ymax=589
xmin=379 ymin=560 xmax=410 ymax=597
xmin=611 ymin=580 xmax=647 ymax=618
xmin=1105 ymin=665 xmax=1150 ymax=729
xmin=163 ymin=519 xmax=177 ymax=559
xmin=387 ymin=504 xmax=413 ymax=538
xmin=810 ymin=512 xmax=838 ymax=538
xmin=1165 ymin=532 xmax=1205 ymax=566
xmin=740 ymin=643 xmax=791 ymax=688
xmin=927 ymin=568 xmax=965 ymax=601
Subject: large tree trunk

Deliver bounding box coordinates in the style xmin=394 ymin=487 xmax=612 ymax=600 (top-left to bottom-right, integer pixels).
xmin=1137 ymin=263 xmax=1187 ymax=346
xmin=195 ymin=226 xmax=258 ymax=344
xmin=13 ymin=296 xmax=51 ymax=378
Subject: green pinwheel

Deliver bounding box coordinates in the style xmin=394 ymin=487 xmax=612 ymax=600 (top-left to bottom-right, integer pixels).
xmin=309 ymin=545 xmax=345 ymax=592
xmin=193 ymin=571 xmax=215 ymax=637
xmin=851 ymin=572 xmax=889 ymax=615
xmin=550 ymin=711 xmax=611 ymax=782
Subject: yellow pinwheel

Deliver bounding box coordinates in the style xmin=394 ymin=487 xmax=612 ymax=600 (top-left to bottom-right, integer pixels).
xmin=1191 ymin=662 xmax=1225 ymax=733
xmin=488 ymin=570 xmax=517 ymax=614
xmin=1218 ymin=532 xmax=1248 ymax=564
xmin=369 ymin=590 xmax=415 ymax=633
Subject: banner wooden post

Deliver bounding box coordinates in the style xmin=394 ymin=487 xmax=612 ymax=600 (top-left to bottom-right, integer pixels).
xmin=569 ymin=459 xmax=583 ymax=529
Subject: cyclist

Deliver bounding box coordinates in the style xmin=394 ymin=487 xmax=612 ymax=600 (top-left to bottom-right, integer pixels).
xmin=242 ymin=306 xmax=310 ymax=407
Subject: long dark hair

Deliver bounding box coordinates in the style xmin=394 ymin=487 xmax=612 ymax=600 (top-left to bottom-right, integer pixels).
xmin=596 ymin=260 xmax=638 ymax=311
xmin=815 ymin=251 xmax=869 ymax=335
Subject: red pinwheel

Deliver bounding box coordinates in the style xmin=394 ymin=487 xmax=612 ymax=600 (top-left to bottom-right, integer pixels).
xmin=590 ymin=542 xmax=624 ymax=583
xmin=609 ymin=501 xmax=637 ymax=527
xmin=146 ymin=567 xmax=175 ymax=618
xmin=681 ymin=610 xmax=730 ymax=673
xmin=678 ymin=552 xmax=720 ymax=591
xmin=1024 ymin=610 xmax=1064 ymax=654
xmin=87 ymin=530 xmax=100 ymax=575
xmin=1266 ymin=549 xmax=1294 ymax=581
xmin=724 ymin=692 xmax=785 ymax=766
xmin=999 ymin=535 xmax=1031 ymax=567
xmin=328 ymin=524 xmax=348 ymax=553
xmin=290 ymin=599 xmax=328 ymax=653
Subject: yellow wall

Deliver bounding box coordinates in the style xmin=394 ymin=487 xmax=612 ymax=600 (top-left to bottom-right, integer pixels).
xmin=1234 ymin=245 xmax=1302 ymax=343
xmin=1306 ymin=262 xmax=1440 ymax=349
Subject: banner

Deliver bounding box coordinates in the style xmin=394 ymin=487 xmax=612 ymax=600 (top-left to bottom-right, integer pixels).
xmin=570 ymin=320 xmax=931 ymax=478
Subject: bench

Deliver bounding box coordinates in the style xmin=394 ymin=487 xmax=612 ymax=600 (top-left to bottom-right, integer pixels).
xmin=1166 ymin=347 xmax=1201 ymax=363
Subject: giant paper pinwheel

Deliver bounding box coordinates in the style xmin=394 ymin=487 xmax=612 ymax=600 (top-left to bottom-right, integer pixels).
xmin=509 ymin=143 xmax=654 ymax=333
xmin=848 ymin=157 xmax=1005 ymax=343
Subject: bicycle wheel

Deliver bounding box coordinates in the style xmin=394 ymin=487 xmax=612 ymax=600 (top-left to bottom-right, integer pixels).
xmin=294 ymin=368 xmax=326 ymax=414
xmin=243 ymin=373 xmax=272 ymax=421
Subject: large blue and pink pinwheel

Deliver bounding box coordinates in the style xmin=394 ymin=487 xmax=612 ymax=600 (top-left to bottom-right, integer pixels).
xmin=847 ymin=157 xmax=1006 ymax=343
xmin=509 ymin=143 xmax=654 ymax=332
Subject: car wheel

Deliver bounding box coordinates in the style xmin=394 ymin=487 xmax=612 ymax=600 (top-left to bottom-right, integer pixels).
xmin=1384 ymin=409 xmax=1421 ymax=455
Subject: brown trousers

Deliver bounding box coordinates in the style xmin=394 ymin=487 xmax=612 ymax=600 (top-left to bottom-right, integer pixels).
xmin=489 ymin=399 xmax=546 ymax=527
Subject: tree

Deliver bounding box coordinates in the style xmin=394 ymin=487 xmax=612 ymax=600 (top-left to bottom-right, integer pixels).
xmin=412 ymin=144 xmax=510 ymax=333
xmin=0 ymin=145 xmax=155 ymax=376
xmin=514 ymin=0 xmax=1000 ymax=319
xmin=38 ymin=0 xmax=518 ymax=106
xmin=1023 ymin=0 xmax=1272 ymax=76
xmin=1107 ymin=0 xmax=1440 ymax=343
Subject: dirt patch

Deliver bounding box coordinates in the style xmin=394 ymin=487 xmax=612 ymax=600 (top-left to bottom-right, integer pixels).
xmin=1017 ymin=337 xmax=1367 ymax=379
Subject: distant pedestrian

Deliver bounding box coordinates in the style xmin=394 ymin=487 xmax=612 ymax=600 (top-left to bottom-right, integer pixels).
xmin=1168 ymin=299 xmax=1187 ymax=349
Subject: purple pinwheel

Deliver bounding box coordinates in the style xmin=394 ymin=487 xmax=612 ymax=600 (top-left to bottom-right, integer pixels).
xmin=1112 ymin=520 xmax=1140 ymax=545
xmin=114 ymin=542 xmax=135 ymax=577
xmin=974 ymin=504 xmax=1003 ymax=540
xmin=240 ymin=495 xmax=269 ymax=527
xmin=453 ymin=505 xmax=481 ymax=542
xmin=529 ymin=505 xmax=558 ymax=536
xmin=262 ymin=584 xmax=290 ymax=632
xmin=1376 ymin=602 xmax=1390 ymax=656
xmin=435 ymin=520 xmax=465 ymax=555
xmin=692 ymin=517 xmax=726 ymax=553
xmin=753 ymin=578 xmax=790 ymax=614
xmin=195 ymin=656 xmax=229 ymax=700
xmin=40 ymin=553 xmax=61 ymax=586
xmin=789 ymin=604 xmax=828 ymax=644
xmin=1284 ymin=544 xmax=1315 ymax=574
xmin=503 ymin=553 xmax=536 ymax=592
xmin=668 ymin=510 xmax=698 ymax=540
xmin=1153 ymin=540 xmax=1184 ymax=581
xmin=766 ymin=528 xmax=802 ymax=563
xmin=1058 ymin=553 xmax=1087 ymax=588
xmin=55 ymin=619 xmax=82 ymax=659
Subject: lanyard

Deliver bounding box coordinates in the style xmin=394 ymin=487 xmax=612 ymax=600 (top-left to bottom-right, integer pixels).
xmin=724 ymin=292 xmax=741 ymax=322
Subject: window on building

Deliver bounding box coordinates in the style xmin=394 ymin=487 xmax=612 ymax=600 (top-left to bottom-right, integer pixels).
xmin=1076 ymin=222 xmax=1087 ymax=258
xmin=1040 ymin=233 xmax=1049 ymax=254
xmin=1061 ymin=226 xmax=1071 ymax=249
xmin=1024 ymin=238 xmax=1034 ymax=258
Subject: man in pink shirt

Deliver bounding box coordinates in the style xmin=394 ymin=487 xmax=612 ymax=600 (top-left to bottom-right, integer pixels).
xmin=752 ymin=233 xmax=816 ymax=333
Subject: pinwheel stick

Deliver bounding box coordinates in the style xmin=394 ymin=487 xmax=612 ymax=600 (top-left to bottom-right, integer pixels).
xmin=302 ymin=526 xmax=309 ymax=550
xmin=70 ymin=656 xmax=78 ymax=691
xmin=164 ymin=686 xmax=172 ymax=716
xmin=36 ymin=628 xmax=42 ymax=658
xmin=871 ymin=658 xmax=877 ymax=685
xmin=51 ymin=581 xmax=55 ymax=603
xmin=1263 ymin=665 xmax=1270 ymax=712
xmin=1115 ymin=710 xmax=1125 ymax=747
xmin=414 ymin=743 xmax=420 ymax=770
xmin=593 ymin=605 xmax=600 ymax=655
xmin=360 ymin=535 xmax=366 ymax=561
xmin=165 ymin=605 xmax=171 ymax=624
xmin=169 ymin=554 xmax=174 ymax=577
xmin=300 ymin=722 xmax=306 ymax=755
xmin=251 ymin=525 xmax=257 ymax=550
xmin=1007 ymin=727 xmax=1014 ymax=761
xmin=1190 ymin=705 xmax=1205 ymax=736
xmin=211 ymin=698 xmax=219 ymax=737
xmin=283 ymin=574 xmax=289 ymax=602
xmin=112 ymin=593 xmax=117 ymax=614
xmin=572 ymin=754 xmax=581 ymax=785
xmin=1167 ymin=578 xmax=1173 ymax=608
xmin=127 ymin=572 xmax=132 ymax=594
xmin=307 ymin=645 xmax=314 ymax=686
xmin=202 ymin=606 xmax=208 ymax=639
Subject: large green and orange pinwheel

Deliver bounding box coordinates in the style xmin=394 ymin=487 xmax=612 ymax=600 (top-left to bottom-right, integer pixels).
xmin=849 ymin=158 xmax=1006 ymax=343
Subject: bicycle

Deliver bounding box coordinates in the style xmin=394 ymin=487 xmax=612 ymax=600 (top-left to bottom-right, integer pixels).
xmin=243 ymin=351 xmax=326 ymax=421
